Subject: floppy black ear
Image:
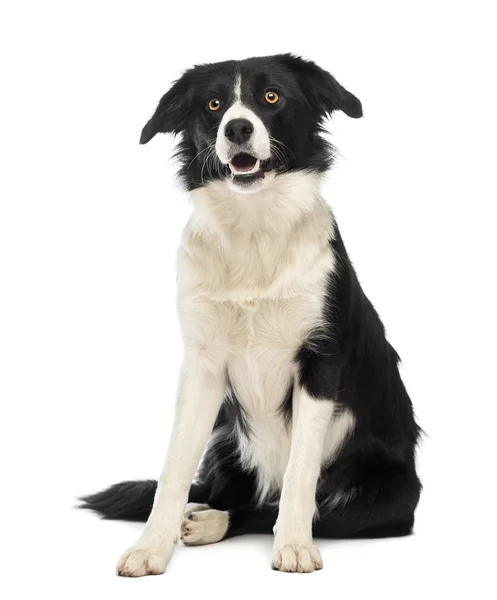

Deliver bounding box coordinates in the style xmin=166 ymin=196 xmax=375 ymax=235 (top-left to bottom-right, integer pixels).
xmin=140 ymin=75 xmax=192 ymax=144
xmin=282 ymin=54 xmax=362 ymax=119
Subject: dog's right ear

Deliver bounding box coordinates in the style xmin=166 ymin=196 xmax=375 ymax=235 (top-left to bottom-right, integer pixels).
xmin=140 ymin=74 xmax=192 ymax=144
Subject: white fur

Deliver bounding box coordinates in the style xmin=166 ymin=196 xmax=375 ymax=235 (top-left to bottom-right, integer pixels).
xmin=233 ymin=74 xmax=242 ymax=102
xmin=117 ymin=354 xmax=226 ymax=576
xmin=181 ymin=171 xmax=355 ymax=504
xmin=271 ymin=543 xmax=323 ymax=573
xmin=272 ymin=391 xmax=348 ymax=572
xmin=117 ymin=152 xmax=356 ymax=574
xmin=215 ymin=74 xmax=271 ymax=165
xmin=183 ymin=503 xmax=210 ymax=518
xmin=181 ymin=508 xmax=229 ymax=546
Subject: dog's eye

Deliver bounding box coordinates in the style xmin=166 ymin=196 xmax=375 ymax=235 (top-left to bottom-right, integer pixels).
xmin=208 ymin=98 xmax=221 ymax=111
xmin=264 ymin=91 xmax=279 ymax=104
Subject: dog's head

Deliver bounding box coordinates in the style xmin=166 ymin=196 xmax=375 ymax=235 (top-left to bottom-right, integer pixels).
xmin=140 ymin=54 xmax=362 ymax=193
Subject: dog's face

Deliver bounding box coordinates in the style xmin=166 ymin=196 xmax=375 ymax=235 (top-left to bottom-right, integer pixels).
xmin=140 ymin=54 xmax=362 ymax=193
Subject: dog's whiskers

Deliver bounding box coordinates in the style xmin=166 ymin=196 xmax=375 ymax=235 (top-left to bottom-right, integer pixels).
xmin=200 ymin=143 xmax=219 ymax=185
xmin=187 ymin=146 xmax=212 ymax=171
xmin=269 ymin=138 xmax=289 ymax=174
xmin=269 ymin=135 xmax=295 ymax=162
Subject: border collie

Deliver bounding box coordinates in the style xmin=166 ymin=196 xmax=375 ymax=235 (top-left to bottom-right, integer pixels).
xmin=81 ymin=54 xmax=421 ymax=575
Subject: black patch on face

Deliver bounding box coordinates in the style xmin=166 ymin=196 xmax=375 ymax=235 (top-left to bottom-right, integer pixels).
xmin=139 ymin=54 xmax=362 ymax=190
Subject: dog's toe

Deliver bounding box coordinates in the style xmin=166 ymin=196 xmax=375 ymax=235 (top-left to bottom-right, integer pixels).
xmin=181 ymin=509 xmax=229 ymax=546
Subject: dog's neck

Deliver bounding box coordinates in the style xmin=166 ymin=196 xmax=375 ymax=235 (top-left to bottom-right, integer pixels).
xmin=189 ymin=171 xmax=327 ymax=238
xmin=180 ymin=171 xmax=334 ymax=303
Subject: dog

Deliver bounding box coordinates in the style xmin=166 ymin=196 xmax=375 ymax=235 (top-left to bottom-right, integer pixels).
xmin=81 ymin=54 xmax=421 ymax=575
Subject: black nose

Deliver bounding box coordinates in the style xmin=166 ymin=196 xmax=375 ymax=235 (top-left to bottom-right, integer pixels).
xmin=224 ymin=118 xmax=254 ymax=145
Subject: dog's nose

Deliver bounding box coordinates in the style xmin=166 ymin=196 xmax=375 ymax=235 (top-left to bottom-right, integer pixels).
xmin=224 ymin=119 xmax=254 ymax=145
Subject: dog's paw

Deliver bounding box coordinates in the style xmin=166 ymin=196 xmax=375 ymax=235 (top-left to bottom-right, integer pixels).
xmin=117 ymin=540 xmax=176 ymax=577
xmin=181 ymin=508 xmax=229 ymax=546
xmin=271 ymin=541 xmax=323 ymax=573
xmin=183 ymin=502 xmax=211 ymax=519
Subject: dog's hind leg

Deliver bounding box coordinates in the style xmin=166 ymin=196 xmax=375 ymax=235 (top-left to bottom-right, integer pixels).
xmin=180 ymin=464 xmax=421 ymax=546
xmin=181 ymin=502 xmax=278 ymax=546
xmin=224 ymin=503 xmax=278 ymax=537
xmin=187 ymin=482 xmax=211 ymax=504
xmin=182 ymin=482 xmax=214 ymax=525
xmin=181 ymin=507 xmax=230 ymax=545
xmin=314 ymin=464 xmax=421 ymax=539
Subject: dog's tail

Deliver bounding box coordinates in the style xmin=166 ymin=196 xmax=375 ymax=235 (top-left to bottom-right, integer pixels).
xmin=79 ymin=480 xmax=157 ymax=522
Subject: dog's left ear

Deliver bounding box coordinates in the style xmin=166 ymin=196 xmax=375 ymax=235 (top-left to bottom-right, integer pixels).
xmin=140 ymin=74 xmax=192 ymax=144
xmin=281 ymin=54 xmax=363 ymax=119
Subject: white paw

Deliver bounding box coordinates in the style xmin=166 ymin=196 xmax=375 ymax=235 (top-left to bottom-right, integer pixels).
xmin=183 ymin=502 xmax=211 ymax=519
xmin=181 ymin=508 xmax=229 ymax=546
xmin=117 ymin=540 xmax=176 ymax=577
xmin=271 ymin=540 xmax=323 ymax=573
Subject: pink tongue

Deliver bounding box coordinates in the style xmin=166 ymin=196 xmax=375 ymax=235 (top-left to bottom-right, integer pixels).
xmin=231 ymin=153 xmax=257 ymax=172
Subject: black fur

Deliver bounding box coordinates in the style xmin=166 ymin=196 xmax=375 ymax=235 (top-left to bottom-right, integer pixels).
xmin=139 ymin=54 xmax=362 ymax=190
xmin=80 ymin=54 xmax=421 ymax=541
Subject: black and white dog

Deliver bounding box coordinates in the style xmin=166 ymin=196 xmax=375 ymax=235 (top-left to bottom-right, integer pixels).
xmin=81 ymin=54 xmax=421 ymax=575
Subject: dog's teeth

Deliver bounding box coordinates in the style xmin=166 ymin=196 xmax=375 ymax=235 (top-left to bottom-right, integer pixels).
xmin=229 ymin=159 xmax=260 ymax=176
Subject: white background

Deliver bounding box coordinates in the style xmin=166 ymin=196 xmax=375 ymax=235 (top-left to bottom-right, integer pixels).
xmin=1 ymin=1 xmax=496 ymax=598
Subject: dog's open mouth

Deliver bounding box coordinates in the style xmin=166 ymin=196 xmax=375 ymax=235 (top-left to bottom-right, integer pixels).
xmin=229 ymin=153 xmax=260 ymax=176
xmin=228 ymin=153 xmax=274 ymax=185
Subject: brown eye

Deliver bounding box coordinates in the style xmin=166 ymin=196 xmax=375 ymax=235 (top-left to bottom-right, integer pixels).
xmin=265 ymin=91 xmax=279 ymax=104
xmin=208 ymin=98 xmax=221 ymax=111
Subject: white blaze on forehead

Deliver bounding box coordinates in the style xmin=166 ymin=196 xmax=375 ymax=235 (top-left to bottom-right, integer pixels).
xmin=233 ymin=73 xmax=242 ymax=102
xmin=215 ymin=73 xmax=271 ymax=164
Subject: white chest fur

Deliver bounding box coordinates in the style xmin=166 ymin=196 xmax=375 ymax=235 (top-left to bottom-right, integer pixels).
xmin=177 ymin=172 xmax=339 ymax=501
xmin=223 ymin=295 xmax=323 ymax=502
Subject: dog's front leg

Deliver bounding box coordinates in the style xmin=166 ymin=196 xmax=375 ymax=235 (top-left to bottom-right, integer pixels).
xmin=272 ymin=386 xmax=335 ymax=573
xmin=117 ymin=357 xmax=226 ymax=577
